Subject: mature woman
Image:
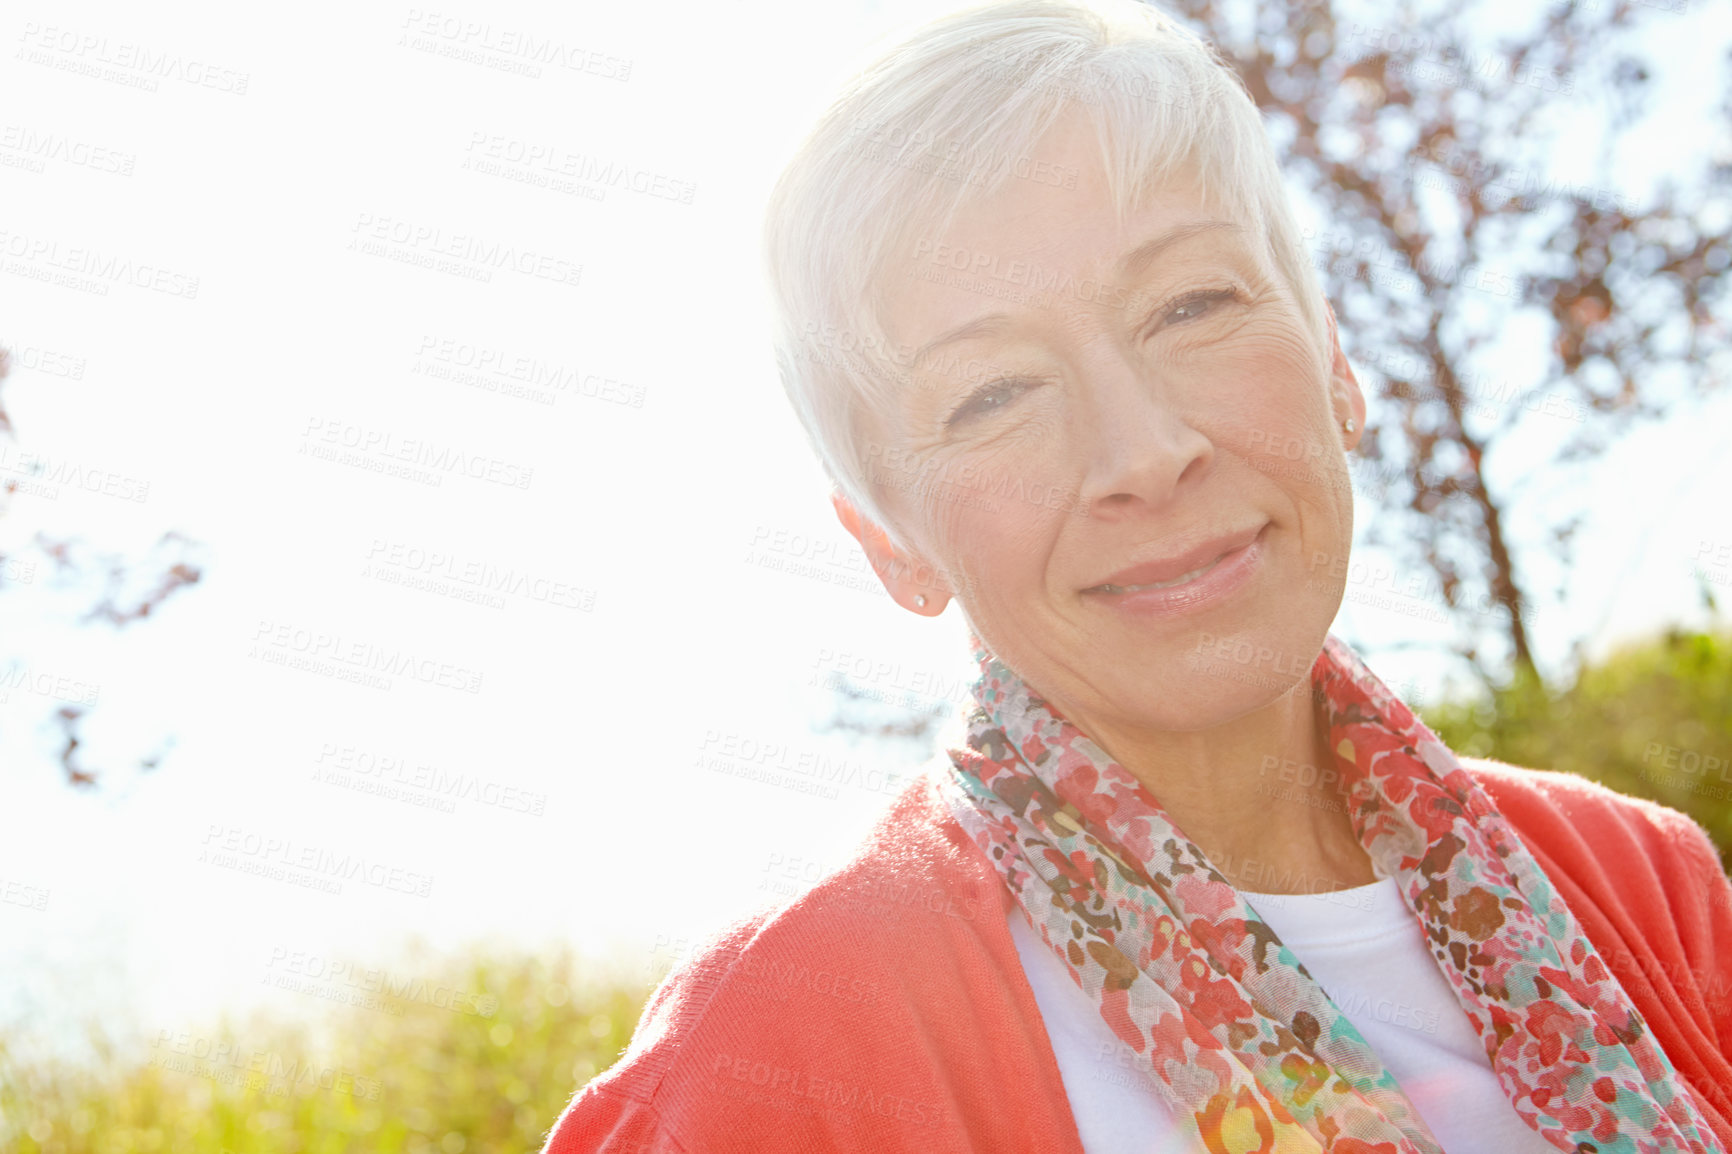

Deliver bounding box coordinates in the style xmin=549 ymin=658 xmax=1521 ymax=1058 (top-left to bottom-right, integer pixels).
xmin=545 ymin=2 xmax=1732 ymax=1150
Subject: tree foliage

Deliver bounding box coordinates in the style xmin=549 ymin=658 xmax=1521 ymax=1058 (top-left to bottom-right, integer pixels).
xmin=1165 ymin=0 xmax=1732 ymax=685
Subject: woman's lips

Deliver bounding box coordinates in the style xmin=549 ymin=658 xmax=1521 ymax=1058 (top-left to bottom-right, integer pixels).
xmin=1083 ymin=524 xmax=1269 ymax=617
xmin=1092 ymin=555 xmax=1228 ymax=593
xmin=1085 ymin=524 xmax=1266 ymax=593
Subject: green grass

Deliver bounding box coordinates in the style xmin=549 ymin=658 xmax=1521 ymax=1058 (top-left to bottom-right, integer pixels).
xmin=0 ymin=945 xmax=655 ymax=1154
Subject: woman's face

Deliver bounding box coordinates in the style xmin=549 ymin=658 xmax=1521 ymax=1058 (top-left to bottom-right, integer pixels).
xmin=862 ymin=108 xmax=1365 ymax=735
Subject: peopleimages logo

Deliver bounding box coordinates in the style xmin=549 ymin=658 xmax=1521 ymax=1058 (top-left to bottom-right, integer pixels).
xmin=0 ymin=125 xmax=136 ymax=175
xmin=397 ymin=10 xmax=632 ymax=81
xmin=200 ymin=825 xmax=435 ymax=898
xmin=0 ymin=661 xmax=101 ymax=706
xmin=910 ymin=238 xmax=1132 ymax=309
xmin=347 ymin=212 xmax=583 ymax=288
xmin=15 ymin=22 xmax=251 ymax=94
xmin=300 ymin=417 xmax=534 ymax=490
xmin=363 ymin=539 xmax=591 ymax=610
xmin=462 ymin=132 xmax=696 ymax=204
xmin=0 ymin=443 xmax=150 ymax=501
xmin=0 ymin=228 xmax=199 ymax=298
xmin=249 ymin=619 xmax=485 ymax=695
xmin=313 ymin=742 xmax=549 ymax=816
xmin=263 ymin=947 xmax=499 ymax=1017
xmin=412 ymin=335 xmax=646 ymax=408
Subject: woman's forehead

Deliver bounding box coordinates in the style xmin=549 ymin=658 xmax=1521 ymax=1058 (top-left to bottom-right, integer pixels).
xmin=905 ymin=138 xmax=1215 ymax=247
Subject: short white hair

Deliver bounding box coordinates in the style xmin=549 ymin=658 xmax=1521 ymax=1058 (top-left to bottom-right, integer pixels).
xmin=762 ymin=0 xmax=1329 ymax=553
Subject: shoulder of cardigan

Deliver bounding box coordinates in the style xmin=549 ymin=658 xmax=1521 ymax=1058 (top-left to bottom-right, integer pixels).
xmin=1458 ymin=754 xmax=1721 ymax=865
xmin=594 ymin=768 xmax=1015 ymax=1064
xmin=562 ymin=768 xmax=1084 ymax=1154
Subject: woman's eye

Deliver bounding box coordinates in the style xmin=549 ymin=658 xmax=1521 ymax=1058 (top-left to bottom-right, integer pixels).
xmin=1160 ymin=288 xmax=1239 ymax=326
xmin=945 ymin=378 xmax=1031 ymax=428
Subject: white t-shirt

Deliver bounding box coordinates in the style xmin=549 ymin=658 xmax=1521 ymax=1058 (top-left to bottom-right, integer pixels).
xmin=1006 ymin=875 xmax=1558 ymax=1153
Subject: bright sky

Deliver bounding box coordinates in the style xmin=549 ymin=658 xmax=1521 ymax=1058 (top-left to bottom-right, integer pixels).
xmin=0 ymin=0 xmax=1727 ymax=1067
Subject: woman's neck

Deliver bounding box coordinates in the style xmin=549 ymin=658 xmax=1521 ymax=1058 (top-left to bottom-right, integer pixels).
xmin=1076 ymin=681 xmax=1378 ymax=895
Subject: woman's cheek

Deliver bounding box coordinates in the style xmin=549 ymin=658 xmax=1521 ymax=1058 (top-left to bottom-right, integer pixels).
xmin=935 ymin=452 xmax=1045 ymax=552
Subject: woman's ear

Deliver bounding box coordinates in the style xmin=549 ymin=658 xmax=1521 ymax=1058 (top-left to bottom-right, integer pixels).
xmin=830 ymin=491 xmax=952 ymax=615
xmin=1324 ymin=302 xmax=1366 ymax=449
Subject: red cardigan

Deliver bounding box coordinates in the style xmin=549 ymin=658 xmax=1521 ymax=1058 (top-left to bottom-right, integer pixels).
xmin=543 ymin=759 xmax=1732 ymax=1152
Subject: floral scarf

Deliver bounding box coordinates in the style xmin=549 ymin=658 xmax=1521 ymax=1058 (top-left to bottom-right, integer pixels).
xmin=937 ymin=630 xmax=1723 ymax=1153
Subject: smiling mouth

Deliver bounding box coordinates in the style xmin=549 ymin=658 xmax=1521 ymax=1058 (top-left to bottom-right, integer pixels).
xmin=1087 ymin=553 xmax=1228 ymax=595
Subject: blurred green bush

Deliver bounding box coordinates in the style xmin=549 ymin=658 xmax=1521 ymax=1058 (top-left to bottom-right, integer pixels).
xmin=1420 ymin=627 xmax=1732 ymax=871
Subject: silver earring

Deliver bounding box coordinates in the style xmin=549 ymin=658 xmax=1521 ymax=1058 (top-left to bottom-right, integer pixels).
xmin=914 ymin=594 xmax=928 ymax=608
xmin=1344 ymin=418 xmax=1356 ymax=433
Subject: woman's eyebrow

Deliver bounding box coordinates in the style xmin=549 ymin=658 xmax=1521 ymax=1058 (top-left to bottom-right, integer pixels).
xmin=1117 ymin=219 xmax=1241 ymax=280
xmin=914 ymin=313 xmax=1014 ymax=365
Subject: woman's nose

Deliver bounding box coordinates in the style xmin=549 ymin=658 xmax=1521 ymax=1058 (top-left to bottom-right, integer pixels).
xmin=1074 ymin=361 xmax=1214 ymax=518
